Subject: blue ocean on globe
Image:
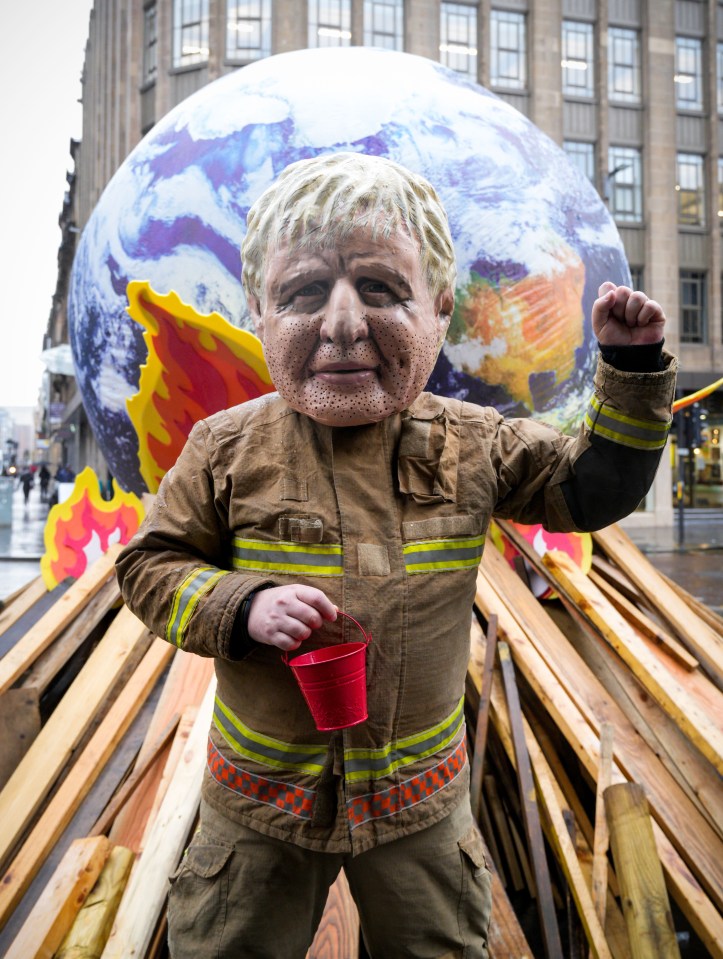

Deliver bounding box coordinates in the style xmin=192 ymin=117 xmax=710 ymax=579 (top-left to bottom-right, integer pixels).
xmin=68 ymin=46 xmax=630 ymax=494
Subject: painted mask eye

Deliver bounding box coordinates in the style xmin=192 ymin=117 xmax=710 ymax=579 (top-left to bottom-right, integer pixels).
xmin=358 ymin=278 xmax=396 ymax=306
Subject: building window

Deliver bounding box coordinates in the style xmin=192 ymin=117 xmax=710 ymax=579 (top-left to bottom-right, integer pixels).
xmin=490 ymin=10 xmax=526 ymax=91
xmin=680 ymin=271 xmax=707 ymax=343
xmin=629 ymin=266 xmax=644 ymax=291
xmin=718 ymin=43 xmax=723 ymax=114
xmin=675 ymin=37 xmax=703 ymax=111
xmin=677 ymin=153 xmax=706 ymax=227
xmin=363 ymin=0 xmax=403 ymax=50
xmin=308 ymin=0 xmax=351 ymax=47
xmin=608 ymin=27 xmax=640 ymax=104
xmin=226 ymin=0 xmax=271 ymax=62
xmin=562 ymin=20 xmax=594 ymax=98
xmin=143 ymin=4 xmax=158 ymax=84
xmin=718 ymin=158 xmax=723 ymax=228
xmin=563 ymin=140 xmax=596 ymax=184
xmin=173 ymin=0 xmax=209 ymax=66
xmin=440 ymin=3 xmax=478 ymax=80
xmin=607 ymin=146 xmax=642 ymax=223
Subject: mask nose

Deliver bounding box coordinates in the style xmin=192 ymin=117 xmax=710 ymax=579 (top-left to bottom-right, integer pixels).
xmin=319 ymin=281 xmax=368 ymax=345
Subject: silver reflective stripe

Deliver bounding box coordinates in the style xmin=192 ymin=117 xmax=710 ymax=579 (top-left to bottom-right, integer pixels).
xmin=232 ymin=538 xmax=343 ymax=576
xmin=213 ymin=696 xmax=328 ymax=774
xmin=344 ymin=698 xmax=465 ymax=782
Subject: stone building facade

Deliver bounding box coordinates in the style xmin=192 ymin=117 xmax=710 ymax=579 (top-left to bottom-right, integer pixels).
xmin=52 ymin=0 xmax=723 ymax=519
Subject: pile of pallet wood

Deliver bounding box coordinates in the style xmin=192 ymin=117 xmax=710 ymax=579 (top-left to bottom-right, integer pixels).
xmin=0 ymin=523 xmax=720 ymax=959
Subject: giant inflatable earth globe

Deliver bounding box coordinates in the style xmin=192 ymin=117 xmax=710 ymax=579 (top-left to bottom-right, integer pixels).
xmin=69 ymin=46 xmax=630 ymax=495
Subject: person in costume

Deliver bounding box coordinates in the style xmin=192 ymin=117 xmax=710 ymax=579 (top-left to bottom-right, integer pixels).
xmin=117 ymin=151 xmax=676 ymax=958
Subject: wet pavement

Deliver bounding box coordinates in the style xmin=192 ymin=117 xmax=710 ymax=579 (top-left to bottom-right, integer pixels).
xmin=0 ymin=487 xmax=720 ymax=615
xmin=625 ymin=509 xmax=723 ymax=616
xmin=0 ymin=485 xmax=48 ymax=598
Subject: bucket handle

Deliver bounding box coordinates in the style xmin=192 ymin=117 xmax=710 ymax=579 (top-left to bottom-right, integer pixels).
xmin=283 ymin=609 xmax=371 ymax=665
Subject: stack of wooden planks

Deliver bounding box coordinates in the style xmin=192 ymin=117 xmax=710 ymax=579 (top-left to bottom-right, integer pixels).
xmin=0 ymin=521 xmax=720 ymax=959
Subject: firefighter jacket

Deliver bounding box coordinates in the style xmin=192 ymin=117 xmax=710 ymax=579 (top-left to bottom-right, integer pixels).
xmin=116 ymin=351 xmax=677 ymax=855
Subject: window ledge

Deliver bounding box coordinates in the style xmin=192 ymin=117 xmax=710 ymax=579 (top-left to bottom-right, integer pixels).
xmin=170 ymin=62 xmax=208 ymax=76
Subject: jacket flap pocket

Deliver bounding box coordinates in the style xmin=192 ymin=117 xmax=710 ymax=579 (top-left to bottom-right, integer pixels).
xmin=402 ymin=514 xmax=480 ymax=542
xmin=278 ymin=514 xmax=324 ymax=543
xmin=458 ymin=826 xmax=488 ymax=875
xmin=177 ymin=842 xmax=234 ymax=880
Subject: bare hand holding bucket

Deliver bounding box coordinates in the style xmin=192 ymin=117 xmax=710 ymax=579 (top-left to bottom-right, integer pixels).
xmin=247 ymin=586 xmax=372 ymax=731
xmin=246 ymin=584 xmax=338 ymax=651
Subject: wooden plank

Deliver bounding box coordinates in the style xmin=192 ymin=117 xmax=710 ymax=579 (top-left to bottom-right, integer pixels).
xmin=0 ymin=694 xmax=160 ymax=954
xmin=605 ymin=783 xmax=682 ymax=959
xmin=484 ymin=773 xmax=525 ymax=893
xmin=55 ymin=846 xmax=135 ymax=959
xmin=0 ymin=581 xmax=72 ymax=661
xmin=0 ymin=639 xmax=171 ymax=929
xmin=497 ymin=640 xmax=564 ymax=959
xmin=588 ymin=570 xmax=698 ymax=670
xmin=101 ymin=679 xmax=216 ymax=959
xmin=591 ymin=723 xmax=614 ymax=932
xmin=306 ymin=870 xmax=359 ymax=959
xmin=0 ymin=604 xmax=151 ymax=874
xmin=592 ymin=525 xmax=723 ymax=690
xmin=470 ymin=628 xmax=613 ymax=959
xmin=3 ymin=836 xmax=110 ymax=959
xmin=542 ymin=549 xmax=723 ymax=776
xmin=89 ymin=713 xmax=181 ymax=838
xmin=545 ymin=603 xmax=723 ymax=839
xmin=0 ymin=545 xmax=121 ymax=693
xmin=476 ymin=553 xmax=723 ymax=951
xmin=657 ymin=568 xmax=723 ymax=637
xmin=109 ymin=648 xmax=214 ymax=851
xmin=19 ymin=576 xmax=122 ymax=695
xmin=469 ymin=614 xmax=497 ymax=822
xmin=480 ymin=541 xmax=723 ymax=905
xmin=0 ymin=577 xmax=47 ymax=636
xmin=589 ymin=554 xmax=644 ymax=606
xmin=139 ymin=709 xmax=198 ymax=851
xmin=0 ymin=575 xmax=41 ymax=611
xmin=0 ymin=687 xmax=40 ymax=790
xmin=481 ymin=833 xmax=538 ymax=959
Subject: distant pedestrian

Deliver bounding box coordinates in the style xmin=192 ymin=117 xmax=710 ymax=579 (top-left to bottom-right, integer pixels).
xmin=55 ymin=464 xmax=75 ymax=483
xmin=39 ymin=464 xmax=51 ymax=503
xmin=19 ymin=468 xmax=34 ymax=506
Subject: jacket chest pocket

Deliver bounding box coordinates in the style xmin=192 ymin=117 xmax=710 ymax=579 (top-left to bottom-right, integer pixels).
xmin=397 ymin=415 xmax=460 ymax=505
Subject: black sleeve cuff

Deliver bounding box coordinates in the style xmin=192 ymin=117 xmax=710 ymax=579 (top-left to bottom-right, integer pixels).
xmin=598 ymin=340 xmax=665 ymax=373
xmin=229 ymin=583 xmax=275 ymax=661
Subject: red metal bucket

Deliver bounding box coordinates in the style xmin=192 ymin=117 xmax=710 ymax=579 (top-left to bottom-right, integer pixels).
xmin=285 ymin=611 xmax=371 ymax=731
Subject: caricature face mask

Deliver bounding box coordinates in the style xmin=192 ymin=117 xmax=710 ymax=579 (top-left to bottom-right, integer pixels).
xmin=250 ymin=223 xmax=453 ymax=427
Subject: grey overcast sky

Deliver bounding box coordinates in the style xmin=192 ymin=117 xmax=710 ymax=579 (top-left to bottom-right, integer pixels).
xmin=0 ymin=0 xmax=94 ymax=408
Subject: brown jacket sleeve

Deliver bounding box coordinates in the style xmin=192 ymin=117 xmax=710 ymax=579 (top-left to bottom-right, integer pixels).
xmin=491 ymin=349 xmax=678 ymax=531
xmin=115 ymin=420 xmax=272 ymax=659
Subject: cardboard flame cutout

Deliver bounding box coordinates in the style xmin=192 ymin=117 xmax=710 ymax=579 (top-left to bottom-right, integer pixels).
xmin=126 ymin=281 xmax=274 ymax=493
xmin=41 ymin=467 xmax=145 ymax=590
xmin=489 ymin=520 xmax=592 ymax=599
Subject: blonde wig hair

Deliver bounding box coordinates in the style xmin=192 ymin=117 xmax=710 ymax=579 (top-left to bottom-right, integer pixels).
xmin=241 ymin=152 xmax=456 ymax=304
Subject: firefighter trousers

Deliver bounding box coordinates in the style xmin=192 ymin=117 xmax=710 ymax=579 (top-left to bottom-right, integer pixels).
xmin=167 ymin=796 xmax=492 ymax=959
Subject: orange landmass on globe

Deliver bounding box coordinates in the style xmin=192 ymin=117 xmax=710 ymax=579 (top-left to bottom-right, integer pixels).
xmin=454 ymin=248 xmax=586 ymax=411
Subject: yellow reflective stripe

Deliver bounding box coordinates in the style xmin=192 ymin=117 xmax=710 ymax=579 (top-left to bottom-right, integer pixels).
xmin=232 ymin=538 xmax=343 ymax=576
xmin=586 ymin=396 xmax=671 ymax=450
xmin=344 ymin=697 xmax=465 ymax=782
xmin=213 ymin=696 xmax=327 ymax=774
xmin=166 ymin=567 xmax=227 ymax=648
xmin=588 ymin=395 xmax=670 ymax=432
xmin=403 ymin=536 xmax=485 ymax=574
